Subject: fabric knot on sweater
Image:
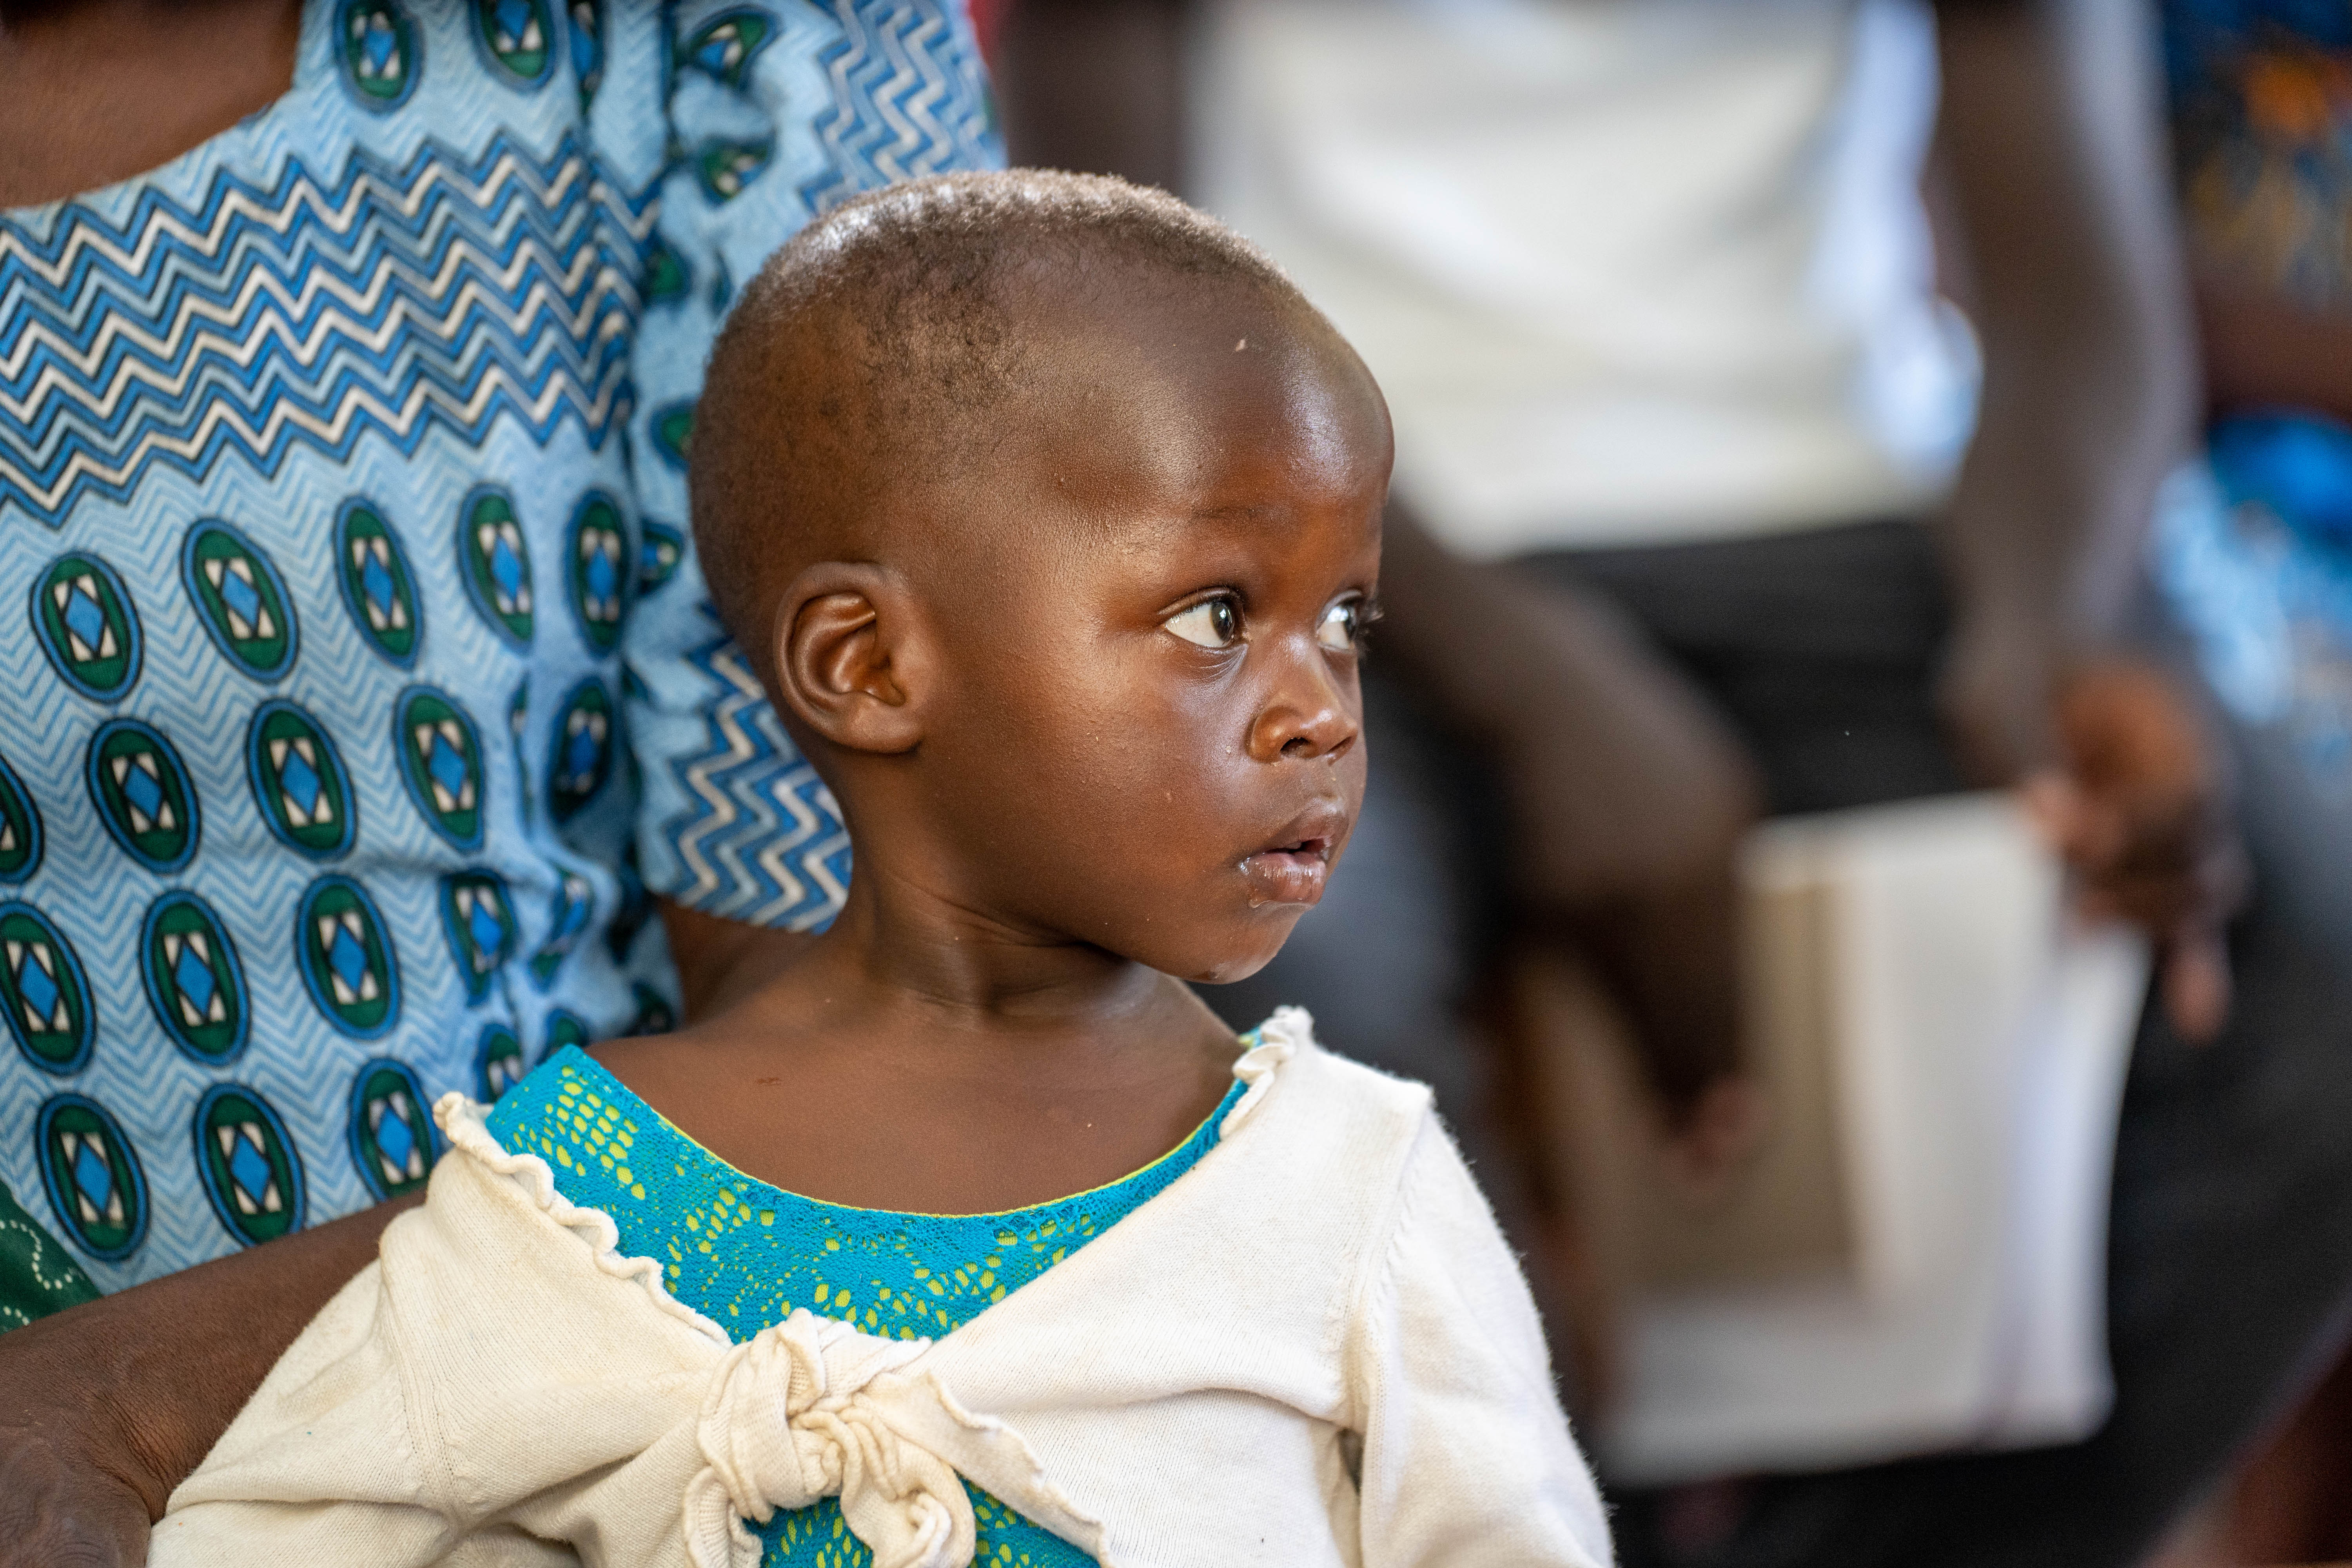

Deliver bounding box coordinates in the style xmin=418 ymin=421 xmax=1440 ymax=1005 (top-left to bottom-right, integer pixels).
xmin=683 ymin=1308 xmax=967 ymax=1568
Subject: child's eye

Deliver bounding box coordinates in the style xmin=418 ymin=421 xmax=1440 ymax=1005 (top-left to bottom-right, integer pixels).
xmin=1316 ymin=599 xmax=1363 ymax=652
xmin=1166 ymin=596 xmax=1241 ymax=648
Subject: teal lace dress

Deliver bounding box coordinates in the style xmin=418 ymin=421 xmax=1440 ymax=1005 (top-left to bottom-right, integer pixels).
xmin=485 ymin=1047 xmax=1244 ymax=1568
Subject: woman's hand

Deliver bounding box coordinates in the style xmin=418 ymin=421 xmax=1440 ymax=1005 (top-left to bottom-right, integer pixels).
xmin=1371 ymin=511 xmax=1764 ymax=1131
xmin=1943 ymin=620 xmax=2246 ymax=1041
xmin=0 ymin=1192 xmax=420 ymax=1568
xmin=1489 ymin=570 xmax=1765 ymax=1130
xmin=0 ymin=1397 xmax=155 ymax=1568
xmin=2034 ymin=659 xmax=2247 ymax=1041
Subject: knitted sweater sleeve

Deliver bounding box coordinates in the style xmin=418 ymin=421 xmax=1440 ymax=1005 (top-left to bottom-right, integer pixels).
xmin=1350 ymin=1115 xmax=1615 ymax=1567
xmin=149 ymin=1257 xmax=499 ymax=1566
xmin=152 ymin=1136 xmax=721 ymax=1568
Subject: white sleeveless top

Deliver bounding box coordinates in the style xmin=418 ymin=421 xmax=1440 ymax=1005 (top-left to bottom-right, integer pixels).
xmin=1193 ymin=0 xmax=1980 ymax=555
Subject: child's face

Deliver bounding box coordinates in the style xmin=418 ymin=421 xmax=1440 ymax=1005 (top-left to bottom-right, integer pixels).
xmin=908 ymin=282 xmax=1390 ymax=985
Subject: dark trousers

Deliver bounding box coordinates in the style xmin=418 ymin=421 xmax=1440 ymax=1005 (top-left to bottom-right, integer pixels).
xmin=1210 ymin=519 xmax=2352 ymax=1567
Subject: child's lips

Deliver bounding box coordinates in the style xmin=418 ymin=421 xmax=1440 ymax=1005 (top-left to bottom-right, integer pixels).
xmin=1241 ymin=835 xmax=1333 ymax=906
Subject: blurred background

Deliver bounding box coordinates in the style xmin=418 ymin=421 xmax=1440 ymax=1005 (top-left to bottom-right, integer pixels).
xmin=969 ymin=2 xmax=2352 ymax=1565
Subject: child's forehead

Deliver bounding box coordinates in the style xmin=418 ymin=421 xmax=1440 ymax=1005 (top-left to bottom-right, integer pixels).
xmin=1001 ymin=282 xmax=1384 ymax=449
xmin=1006 ymin=258 xmax=1313 ymax=356
xmin=944 ymin=351 xmax=1387 ymax=586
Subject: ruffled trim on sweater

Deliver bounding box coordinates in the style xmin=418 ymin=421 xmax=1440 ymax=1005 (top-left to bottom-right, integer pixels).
xmin=428 ymin=1011 xmax=1314 ymax=1351
xmin=433 ymin=1093 xmax=734 ymax=1347
xmin=1225 ymin=1006 xmax=1310 ymax=1137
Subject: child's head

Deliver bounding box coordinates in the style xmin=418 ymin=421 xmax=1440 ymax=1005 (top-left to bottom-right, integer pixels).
xmin=691 ymin=171 xmax=1390 ymax=985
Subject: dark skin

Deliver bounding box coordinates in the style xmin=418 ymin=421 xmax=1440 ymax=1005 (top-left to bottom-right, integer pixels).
xmin=607 ymin=273 xmax=1387 ymax=1210
xmin=0 ymin=0 xmax=300 ymax=208
xmin=1930 ymin=0 xmax=2240 ymax=1038
xmin=2197 ymin=276 xmax=2352 ymax=428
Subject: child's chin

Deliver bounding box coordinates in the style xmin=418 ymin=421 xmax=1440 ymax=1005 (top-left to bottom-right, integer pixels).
xmin=1174 ymin=915 xmax=1311 ymax=987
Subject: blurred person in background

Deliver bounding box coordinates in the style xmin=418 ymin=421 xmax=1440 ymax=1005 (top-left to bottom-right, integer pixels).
xmin=996 ymin=0 xmax=2352 ymax=1564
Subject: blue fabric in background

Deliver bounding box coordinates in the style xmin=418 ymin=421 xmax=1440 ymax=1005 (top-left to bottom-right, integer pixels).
xmin=2155 ymin=419 xmax=2352 ymax=796
xmin=2209 ymin=413 xmax=2352 ymax=547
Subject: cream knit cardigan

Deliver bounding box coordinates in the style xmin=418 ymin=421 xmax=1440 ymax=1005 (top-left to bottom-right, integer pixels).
xmin=153 ymin=1010 xmax=1613 ymax=1568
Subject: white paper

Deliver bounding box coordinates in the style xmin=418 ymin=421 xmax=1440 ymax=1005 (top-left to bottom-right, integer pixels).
xmin=1600 ymin=794 xmax=2150 ymax=1483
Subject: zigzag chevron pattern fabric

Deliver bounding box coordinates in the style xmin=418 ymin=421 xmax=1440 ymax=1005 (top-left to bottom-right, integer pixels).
xmin=0 ymin=0 xmax=999 ymax=1294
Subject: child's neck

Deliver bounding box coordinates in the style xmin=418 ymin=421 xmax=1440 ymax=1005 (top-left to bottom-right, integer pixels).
xmin=595 ymin=867 xmax=1250 ymax=1213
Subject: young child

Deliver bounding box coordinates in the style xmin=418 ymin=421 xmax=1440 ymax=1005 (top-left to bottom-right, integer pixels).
xmin=150 ymin=171 xmax=1610 ymax=1568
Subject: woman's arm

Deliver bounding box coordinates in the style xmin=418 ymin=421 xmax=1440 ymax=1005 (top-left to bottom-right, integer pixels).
xmin=2195 ymin=275 xmax=2352 ymax=428
xmin=1931 ymin=0 xmax=2245 ymax=1039
xmin=0 ymin=899 xmax=806 ymax=1568
xmin=0 ymin=1194 xmax=419 ymax=1568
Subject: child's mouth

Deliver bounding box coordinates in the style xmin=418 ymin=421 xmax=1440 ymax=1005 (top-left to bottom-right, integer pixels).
xmin=1241 ymin=835 xmax=1333 ymax=906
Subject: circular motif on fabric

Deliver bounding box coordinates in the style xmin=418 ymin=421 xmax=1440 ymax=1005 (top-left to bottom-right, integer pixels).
xmin=474 ymin=0 xmax=555 ymax=86
xmin=526 ymin=872 xmax=595 ymax=990
xmin=85 ymin=719 xmax=199 ymax=873
xmin=36 ymin=1096 xmax=148 ymax=1261
xmin=334 ymin=499 xmax=423 ymax=668
xmin=475 ymin=1024 xmax=526 ymax=1102
xmin=546 ymin=677 xmax=615 ymax=824
xmin=0 ymin=904 xmax=94 ymax=1075
xmin=637 ymin=521 xmax=685 ymax=596
xmin=691 ymin=139 xmax=773 ymax=203
xmin=628 ymin=981 xmax=677 ymax=1037
xmin=31 ymin=552 xmax=142 ymax=702
xmin=650 ymin=403 xmax=694 ymax=470
xmin=507 ymin=681 xmax=533 ymax=827
xmin=296 ymin=875 xmax=402 ymax=1039
xmin=438 ymin=870 xmax=517 ymax=1004
xmin=543 ymin=1007 xmax=590 ymax=1063
xmin=568 ymin=0 xmax=604 ymax=108
xmin=604 ymin=853 xmax=653 ymax=965
xmin=393 ymin=686 xmax=486 ymax=851
xmin=681 ymin=7 xmax=775 ymax=89
xmin=642 ymin=238 xmax=689 ymax=307
xmin=0 ymin=751 xmax=44 ymax=884
xmin=180 ymin=520 xmax=298 ymax=682
xmin=336 ymin=0 xmax=421 ymax=111
xmin=139 ymin=892 xmax=250 ymax=1065
xmin=565 ymin=492 xmax=628 ymax=655
xmin=349 ymin=1058 xmax=437 ymax=1200
xmin=193 ymin=1084 xmax=307 ymax=1247
xmin=457 ymin=486 xmax=535 ymax=647
xmin=245 ymin=701 xmax=356 ymax=860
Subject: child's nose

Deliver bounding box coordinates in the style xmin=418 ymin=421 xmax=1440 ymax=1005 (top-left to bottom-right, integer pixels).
xmin=1247 ymin=654 xmax=1360 ymax=764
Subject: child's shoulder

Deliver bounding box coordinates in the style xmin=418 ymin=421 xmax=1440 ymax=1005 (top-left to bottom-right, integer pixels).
xmin=485 ymin=1043 xmax=620 ymax=1129
xmin=479 ymin=1044 xmax=661 ymax=1196
xmin=1227 ymin=1007 xmax=1443 ymax=1174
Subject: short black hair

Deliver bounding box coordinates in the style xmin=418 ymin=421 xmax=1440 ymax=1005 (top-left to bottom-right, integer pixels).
xmin=688 ymin=169 xmax=1305 ymax=664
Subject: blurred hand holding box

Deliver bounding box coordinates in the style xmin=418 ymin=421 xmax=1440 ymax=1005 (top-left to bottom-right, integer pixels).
xmin=1521 ymin=792 xmax=2150 ymax=1482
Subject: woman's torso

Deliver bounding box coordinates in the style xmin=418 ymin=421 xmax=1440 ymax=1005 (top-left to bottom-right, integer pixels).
xmin=0 ymin=0 xmax=998 ymax=1295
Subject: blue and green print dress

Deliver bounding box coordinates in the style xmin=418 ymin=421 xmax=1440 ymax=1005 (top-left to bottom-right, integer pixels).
xmin=487 ymin=1046 xmax=1242 ymax=1567
xmin=0 ymin=0 xmax=999 ymax=1319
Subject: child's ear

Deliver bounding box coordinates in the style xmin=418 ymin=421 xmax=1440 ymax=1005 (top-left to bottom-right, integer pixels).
xmin=773 ymin=561 xmax=933 ymax=755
